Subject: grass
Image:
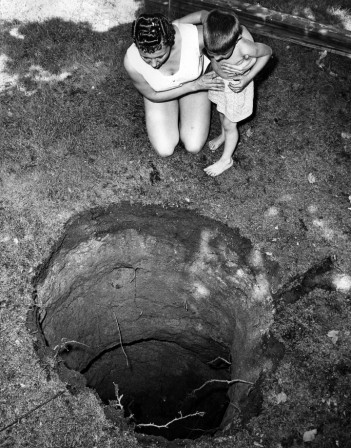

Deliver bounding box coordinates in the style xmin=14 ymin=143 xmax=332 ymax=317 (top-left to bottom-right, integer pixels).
xmin=0 ymin=4 xmax=351 ymax=448
xmin=257 ymin=0 xmax=351 ymax=30
xmin=253 ymin=289 xmax=351 ymax=447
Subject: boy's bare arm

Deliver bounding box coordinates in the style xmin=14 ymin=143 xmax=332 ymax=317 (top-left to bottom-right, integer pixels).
xmin=227 ymin=40 xmax=272 ymax=92
xmin=243 ymin=40 xmax=272 ymax=59
xmin=221 ymin=55 xmax=257 ymax=76
xmin=239 ymin=40 xmax=272 ymax=81
xmin=176 ymin=10 xmax=209 ymax=24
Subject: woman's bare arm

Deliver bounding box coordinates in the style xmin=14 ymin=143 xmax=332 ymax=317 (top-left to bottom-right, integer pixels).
xmin=176 ymin=10 xmax=209 ymax=25
xmin=123 ymin=53 xmax=223 ymax=103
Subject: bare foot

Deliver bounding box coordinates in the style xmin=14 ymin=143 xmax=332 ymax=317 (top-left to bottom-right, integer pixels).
xmin=208 ymin=133 xmax=225 ymax=152
xmin=204 ymin=158 xmax=234 ymax=177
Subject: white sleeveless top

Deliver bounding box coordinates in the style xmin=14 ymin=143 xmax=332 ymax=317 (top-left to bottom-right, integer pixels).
xmin=126 ymin=21 xmax=210 ymax=92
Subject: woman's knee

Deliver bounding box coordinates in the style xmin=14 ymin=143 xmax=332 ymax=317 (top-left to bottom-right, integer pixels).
xmin=184 ymin=144 xmax=202 ymax=154
xmin=180 ymin=122 xmax=208 ymax=154
xmin=182 ymin=137 xmax=205 ymax=154
xmin=151 ymin=140 xmax=177 ymax=157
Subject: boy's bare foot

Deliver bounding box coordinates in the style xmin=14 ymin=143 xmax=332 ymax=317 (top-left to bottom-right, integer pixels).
xmin=208 ymin=134 xmax=225 ymax=152
xmin=204 ymin=158 xmax=233 ymax=177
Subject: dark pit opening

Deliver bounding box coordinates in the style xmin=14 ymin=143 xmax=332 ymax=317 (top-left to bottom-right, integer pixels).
xmin=81 ymin=339 xmax=231 ymax=439
xmin=32 ymin=203 xmax=276 ymax=441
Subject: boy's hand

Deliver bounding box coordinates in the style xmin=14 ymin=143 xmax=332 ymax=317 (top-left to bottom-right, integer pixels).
xmin=221 ymin=57 xmax=256 ymax=76
xmin=228 ymin=75 xmax=250 ymax=93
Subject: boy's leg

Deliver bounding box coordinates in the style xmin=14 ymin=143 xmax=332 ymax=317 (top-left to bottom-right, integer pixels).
xmin=179 ymin=91 xmax=211 ymax=154
xmin=208 ymin=112 xmax=225 ymax=152
xmin=204 ymin=115 xmax=238 ymax=177
xmin=144 ymin=97 xmax=179 ymax=157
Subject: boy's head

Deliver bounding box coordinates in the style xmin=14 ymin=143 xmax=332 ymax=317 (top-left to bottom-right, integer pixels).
xmin=203 ymin=10 xmax=241 ymax=56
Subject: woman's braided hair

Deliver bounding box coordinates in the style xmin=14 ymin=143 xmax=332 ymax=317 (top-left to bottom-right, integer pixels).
xmin=132 ymin=13 xmax=175 ymax=53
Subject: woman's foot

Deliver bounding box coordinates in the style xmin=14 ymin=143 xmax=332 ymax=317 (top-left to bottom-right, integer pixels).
xmin=204 ymin=158 xmax=233 ymax=177
xmin=208 ymin=133 xmax=225 ymax=152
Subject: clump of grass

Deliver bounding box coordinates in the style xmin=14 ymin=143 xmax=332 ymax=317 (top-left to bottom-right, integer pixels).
xmin=328 ymin=6 xmax=351 ymax=30
xmin=257 ymin=0 xmax=351 ymax=29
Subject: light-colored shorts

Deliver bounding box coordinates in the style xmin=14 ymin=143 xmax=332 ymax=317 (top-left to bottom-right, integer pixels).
xmin=208 ymin=78 xmax=254 ymax=123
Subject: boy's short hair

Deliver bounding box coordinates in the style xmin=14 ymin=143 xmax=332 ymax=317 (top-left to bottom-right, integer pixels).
xmin=203 ymin=10 xmax=242 ymax=54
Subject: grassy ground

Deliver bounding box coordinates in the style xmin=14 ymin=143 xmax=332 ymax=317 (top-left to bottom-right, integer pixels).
xmin=257 ymin=0 xmax=351 ymax=30
xmin=0 ymin=4 xmax=351 ymax=448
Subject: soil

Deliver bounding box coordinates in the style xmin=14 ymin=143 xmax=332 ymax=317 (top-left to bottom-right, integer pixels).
xmin=0 ymin=1 xmax=351 ymax=448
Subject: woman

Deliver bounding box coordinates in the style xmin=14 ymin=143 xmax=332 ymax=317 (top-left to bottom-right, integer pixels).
xmin=124 ymin=12 xmax=224 ymax=157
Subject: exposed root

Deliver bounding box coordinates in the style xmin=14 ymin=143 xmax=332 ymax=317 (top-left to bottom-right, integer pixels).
xmin=190 ymin=378 xmax=253 ymax=396
xmin=113 ymin=312 xmax=130 ymax=368
xmin=136 ymin=411 xmax=205 ymax=429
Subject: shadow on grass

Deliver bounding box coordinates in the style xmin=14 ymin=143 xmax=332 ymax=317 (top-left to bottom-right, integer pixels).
xmin=0 ymin=18 xmax=151 ymax=165
xmin=1 ymin=18 xmax=132 ymax=78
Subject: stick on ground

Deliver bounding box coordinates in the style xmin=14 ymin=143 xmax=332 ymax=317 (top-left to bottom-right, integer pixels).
xmin=0 ymin=390 xmax=65 ymax=433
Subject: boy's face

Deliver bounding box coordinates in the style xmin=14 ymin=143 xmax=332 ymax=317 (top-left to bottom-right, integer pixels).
xmin=206 ymin=46 xmax=235 ymax=62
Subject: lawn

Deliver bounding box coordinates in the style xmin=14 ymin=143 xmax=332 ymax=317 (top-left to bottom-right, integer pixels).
xmin=0 ymin=1 xmax=351 ymax=447
xmin=258 ymin=0 xmax=351 ymax=30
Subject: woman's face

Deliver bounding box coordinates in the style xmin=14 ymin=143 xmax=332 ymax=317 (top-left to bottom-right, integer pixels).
xmin=139 ymin=44 xmax=171 ymax=69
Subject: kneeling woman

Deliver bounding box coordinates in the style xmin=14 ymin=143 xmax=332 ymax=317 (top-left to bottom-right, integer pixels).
xmin=124 ymin=13 xmax=224 ymax=157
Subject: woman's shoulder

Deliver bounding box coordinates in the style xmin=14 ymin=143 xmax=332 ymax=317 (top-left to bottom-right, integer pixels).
xmin=172 ymin=20 xmax=198 ymax=35
xmin=125 ymin=43 xmax=142 ymax=65
xmin=197 ymin=25 xmax=204 ymax=50
xmin=173 ymin=21 xmax=201 ymax=50
xmin=124 ymin=43 xmax=146 ymax=75
xmin=172 ymin=19 xmax=190 ymax=27
xmin=125 ymin=43 xmax=139 ymax=58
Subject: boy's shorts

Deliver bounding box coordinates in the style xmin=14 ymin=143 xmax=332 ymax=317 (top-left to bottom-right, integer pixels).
xmin=208 ymin=78 xmax=254 ymax=123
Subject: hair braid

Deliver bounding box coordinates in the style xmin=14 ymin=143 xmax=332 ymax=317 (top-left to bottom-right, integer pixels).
xmin=132 ymin=13 xmax=175 ymax=53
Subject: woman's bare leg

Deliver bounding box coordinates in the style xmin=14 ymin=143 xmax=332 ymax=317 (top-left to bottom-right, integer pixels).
xmin=179 ymin=91 xmax=211 ymax=154
xmin=204 ymin=115 xmax=238 ymax=177
xmin=144 ymin=97 xmax=179 ymax=157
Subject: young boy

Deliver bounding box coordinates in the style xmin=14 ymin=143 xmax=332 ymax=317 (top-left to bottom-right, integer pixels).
xmin=202 ymin=10 xmax=272 ymax=176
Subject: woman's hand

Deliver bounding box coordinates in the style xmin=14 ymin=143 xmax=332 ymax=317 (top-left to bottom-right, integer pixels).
xmin=193 ymin=71 xmax=224 ymax=91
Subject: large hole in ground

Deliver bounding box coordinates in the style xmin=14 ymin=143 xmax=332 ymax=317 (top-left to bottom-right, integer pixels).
xmin=31 ymin=203 xmax=277 ymax=441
